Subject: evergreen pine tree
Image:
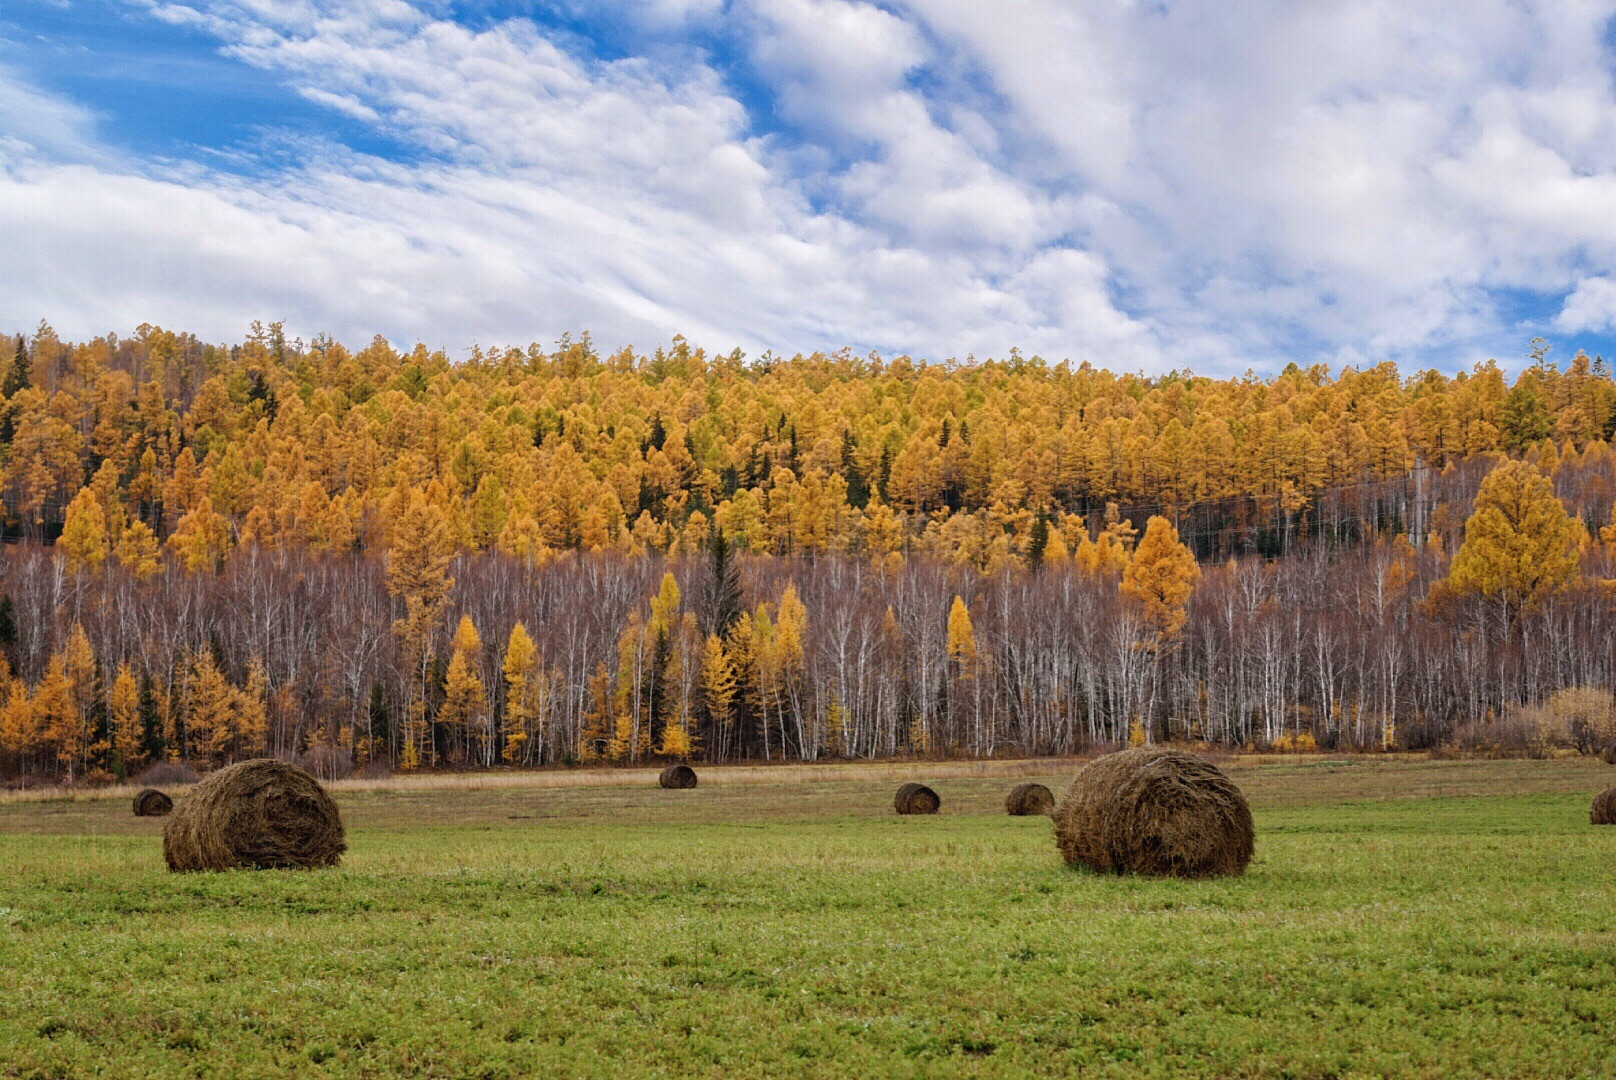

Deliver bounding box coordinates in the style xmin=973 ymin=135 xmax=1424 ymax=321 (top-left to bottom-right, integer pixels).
xmin=137 ymin=673 xmax=167 ymax=764
xmin=368 ymin=681 xmax=392 ymax=746
xmin=1026 ymin=513 xmax=1050 ymax=569
xmin=3 ymin=337 xmax=30 ymax=398
xmin=0 ymin=595 xmax=15 ymax=656
xmin=841 ymin=430 xmax=870 ymax=509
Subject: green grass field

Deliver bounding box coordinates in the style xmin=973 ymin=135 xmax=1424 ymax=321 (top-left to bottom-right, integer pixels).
xmin=2 ymin=757 xmax=1614 ymax=1078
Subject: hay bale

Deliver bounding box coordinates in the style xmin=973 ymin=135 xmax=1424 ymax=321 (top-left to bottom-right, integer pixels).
xmin=659 ymin=764 xmax=698 ymax=789
xmin=894 ymin=782 xmax=940 ymax=815
xmin=162 ymin=758 xmax=345 ymax=872
xmin=1005 ymin=782 xmax=1055 ymax=816
xmin=1593 ymin=786 xmax=1616 ymax=825
xmin=132 ymin=788 xmax=173 ymax=817
xmin=1054 ymin=747 xmax=1253 ymax=878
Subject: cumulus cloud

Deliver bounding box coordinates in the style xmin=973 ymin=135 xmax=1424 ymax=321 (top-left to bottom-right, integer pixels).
xmin=1557 ymin=277 xmax=1616 ymax=333
xmin=0 ymin=0 xmax=1156 ymax=363
xmin=903 ymin=0 xmax=1616 ymax=364
xmin=4 ymin=0 xmax=1616 ymax=370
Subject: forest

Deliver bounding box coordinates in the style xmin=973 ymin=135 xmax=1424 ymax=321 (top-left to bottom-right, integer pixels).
xmin=1 ymin=321 xmax=1615 ymax=783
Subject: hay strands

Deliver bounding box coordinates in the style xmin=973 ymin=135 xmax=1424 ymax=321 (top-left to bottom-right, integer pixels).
xmin=1005 ymin=782 xmax=1055 ymax=816
xmin=163 ymin=758 xmax=346 ymax=872
xmin=132 ymin=788 xmax=173 ymax=817
xmin=659 ymin=764 xmax=698 ymax=789
xmin=894 ymin=782 xmax=940 ymax=815
xmin=1054 ymin=747 xmax=1253 ymax=878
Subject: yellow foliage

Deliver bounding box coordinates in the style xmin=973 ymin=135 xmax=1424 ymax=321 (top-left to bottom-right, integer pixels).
xmin=945 ymin=595 xmax=977 ymax=669
xmin=440 ymin=615 xmax=487 ymax=746
xmin=1120 ymin=515 xmax=1201 ymax=638
xmin=1445 ymin=460 xmax=1580 ymax=614
xmin=699 ymin=634 xmax=735 ymax=732
xmin=116 ymin=520 xmax=162 ymax=580
xmin=60 ymin=487 xmax=109 ymax=571
xmin=501 ymin=622 xmax=538 ymax=764
xmin=167 ymin=495 xmax=230 ymax=572
xmin=108 ymin=664 xmax=141 ymax=771
xmin=1270 ymin=730 xmax=1319 ymax=753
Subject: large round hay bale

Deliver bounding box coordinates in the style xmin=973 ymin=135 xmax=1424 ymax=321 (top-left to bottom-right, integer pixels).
xmin=1005 ymin=782 xmax=1055 ymax=816
xmin=894 ymin=782 xmax=940 ymax=815
xmin=659 ymin=764 xmax=697 ymax=789
xmin=132 ymin=788 xmax=173 ymax=817
xmin=1592 ymin=786 xmax=1616 ymax=825
xmin=162 ymin=759 xmax=345 ymax=872
xmin=1054 ymin=747 xmax=1253 ymax=878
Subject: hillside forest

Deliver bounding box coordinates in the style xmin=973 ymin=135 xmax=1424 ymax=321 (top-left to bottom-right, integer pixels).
xmin=3 ymin=322 xmax=1616 ymax=783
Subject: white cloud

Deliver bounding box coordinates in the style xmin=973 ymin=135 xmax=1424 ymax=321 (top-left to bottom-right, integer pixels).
xmin=1557 ymin=276 xmax=1616 ymax=332
xmin=0 ymin=6 xmax=1155 ymax=363
xmin=0 ymin=63 xmax=103 ymax=163
xmin=7 ymin=0 xmax=1616 ymax=370
xmin=902 ymin=0 xmax=1616 ymax=365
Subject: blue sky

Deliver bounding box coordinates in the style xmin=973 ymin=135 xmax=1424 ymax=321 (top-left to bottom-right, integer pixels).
xmin=4 ymin=0 xmax=1616 ymax=375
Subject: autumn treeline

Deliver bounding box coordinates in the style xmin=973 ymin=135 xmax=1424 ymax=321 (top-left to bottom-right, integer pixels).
xmin=4 ymin=322 xmax=1616 ymax=569
xmin=4 ymin=322 xmax=1616 ymax=782
xmin=2 ymin=492 xmax=1614 ymax=783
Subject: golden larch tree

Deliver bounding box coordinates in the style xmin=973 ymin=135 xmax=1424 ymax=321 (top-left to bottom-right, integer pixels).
xmin=63 ymin=624 xmax=101 ymax=773
xmin=501 ymin=621 xmax=538 ymax=764
xmin=386 ymin=491 xmax=456 ymax=768
xmin=34 ymin=655 xmax=79 ymax=779
xmin=946 ymin=595 xmax=977 ymax=670
xmin=1445 ymin=459 xmax=1580 ymax=619
xmin=1120 ymin=515 xmax=1201 ymax=639
xmin=59 ymin=486 xmax=109 ymax=571
xmin=116 ymin=520 xmax=162 ymax=580
xmin=108 ymin=663 xmax=142 ymax=774
xmin=167 ymin=495 xmax=231 ymax=572
xmin=439 ymin=614 xmax=487 ymax=764
xmin=698 ymin=633 xmax=735 ymax=748
xmin=237 ymin=657 xmax=270 ymax=758
xmin=0 ymin=674 xmax=36 ymax=771
xmin=188 ymin=648 xmax=236 ymax=766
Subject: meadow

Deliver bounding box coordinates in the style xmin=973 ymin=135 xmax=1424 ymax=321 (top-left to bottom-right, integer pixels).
xmin=1 ymin=756 xmax=1613 ymax=1078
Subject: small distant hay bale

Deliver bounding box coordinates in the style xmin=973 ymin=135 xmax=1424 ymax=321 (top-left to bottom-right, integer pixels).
xmin=894 ymin=782 xmax=940 ymax=815
xmin=1593 ymin=786 xmax=1616 ymax=825
xmin=132 ymin=788 xmax=173 ymax=817
xmin=162 ymin=758 xmax=345 ymax=873
xmin=1005 ymin=782 xmax=1055 ymax=816
xmin=1054 ymin=747 xmax=1253 ymax=878
xmin=659 ymin=764 xmax=698 ymax=789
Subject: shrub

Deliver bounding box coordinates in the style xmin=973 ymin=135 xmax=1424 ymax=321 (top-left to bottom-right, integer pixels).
xmin=133 ymin=761 xmax=200 ymax=787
